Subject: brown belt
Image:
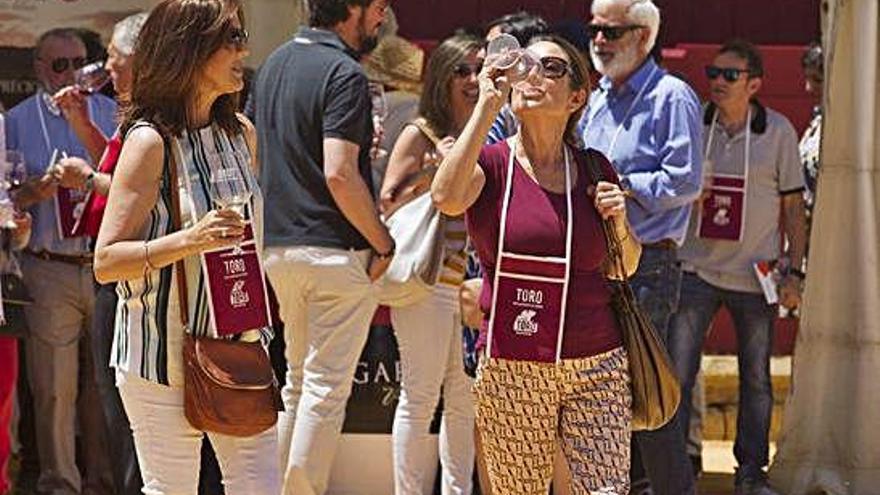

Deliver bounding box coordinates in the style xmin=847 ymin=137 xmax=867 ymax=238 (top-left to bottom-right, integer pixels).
xmin=25 ymin=249 xmax=93 ymax=266
xmin=643 ymin=239 xmax=677 ymax=250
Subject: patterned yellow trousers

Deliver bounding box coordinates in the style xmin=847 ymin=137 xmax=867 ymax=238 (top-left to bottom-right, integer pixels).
xmin=474 ymin=347 xmax=631 ymax=495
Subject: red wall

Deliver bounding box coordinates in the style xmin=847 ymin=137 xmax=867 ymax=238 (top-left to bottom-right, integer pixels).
xmin=395 ymin=0 xmax=821 ymax=46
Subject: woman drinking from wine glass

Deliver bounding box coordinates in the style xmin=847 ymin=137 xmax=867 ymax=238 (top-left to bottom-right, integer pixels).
xmin=431 ymin=34 xmax=641 ymax=494
xmin=379 ymin=33 xmax=483 ymax=495
xmin=93 ymin=1 xmax=280 ymax=493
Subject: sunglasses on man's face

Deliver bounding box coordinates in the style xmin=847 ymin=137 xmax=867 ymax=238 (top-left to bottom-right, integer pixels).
xmin=705 ymin=65 xmax=751 ymax=83
xmin=44 ymin=57 xmax=87 ymax=74
xmin=586 ymin=24 xmax=643 ymax=41
xmin=226 ymin=28 xmax=249 ymax=49
xmin=540 ymin=56 xmax=572 ymax=80
xmin=453 ymin=62 xmax=484 ymax=78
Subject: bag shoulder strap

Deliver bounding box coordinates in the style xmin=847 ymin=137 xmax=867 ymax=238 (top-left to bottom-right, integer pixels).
xmin=583 ymin=150 xmax=629 ymax=282
xmin=166 ymin=142 xmax=188 ymax=328
xmin=408 ymin=117 xmax=443 ymax=147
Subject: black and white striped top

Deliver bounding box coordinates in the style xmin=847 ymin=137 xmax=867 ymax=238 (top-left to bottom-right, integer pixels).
xmin=111 ymin=122 xmax=267 ymax=386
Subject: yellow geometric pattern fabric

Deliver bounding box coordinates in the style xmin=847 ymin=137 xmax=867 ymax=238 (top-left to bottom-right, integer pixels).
xmin=474 ymin=348 xmax=632 ymax=495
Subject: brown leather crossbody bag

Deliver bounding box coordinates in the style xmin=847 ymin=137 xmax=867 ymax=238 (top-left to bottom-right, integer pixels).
xmin=165 ymin=137 xmax=281 ymax=437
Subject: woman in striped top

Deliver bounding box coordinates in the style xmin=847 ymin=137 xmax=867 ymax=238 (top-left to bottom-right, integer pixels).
xmin=379 ymin=33 xmax=482 ymax=495
xmin=93 ymin=1 xmax=280 ymax=493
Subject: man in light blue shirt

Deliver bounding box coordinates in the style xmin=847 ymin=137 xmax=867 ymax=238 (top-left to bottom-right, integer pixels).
xmin=580 ymin=1 xmax=702 ymax=494
xmin=4 ymin=28 xmax=116 ymax=495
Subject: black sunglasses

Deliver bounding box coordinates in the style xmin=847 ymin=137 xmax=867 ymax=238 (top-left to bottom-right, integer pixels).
xmin=586 ymin=24 xmax=643 ymax=41
xmin=453 ymin=62 xmax=483 ymax=78
xmin=226 ymin=28 xmax=249 ymax=49
xmin=705 ymin=65 xmax=752 ymax=83
xmin=540 ymin=56 xmax=572 ymax=80
xmin=44 ymin=57 xmax=87 ymax=74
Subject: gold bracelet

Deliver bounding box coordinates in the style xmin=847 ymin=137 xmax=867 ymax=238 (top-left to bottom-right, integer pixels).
xmin=143 ymin=241 xmax=156 ymax=274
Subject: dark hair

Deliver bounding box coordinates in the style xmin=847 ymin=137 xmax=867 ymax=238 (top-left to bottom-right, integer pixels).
xmin=527 ymin=34 xmax=591 ymax=148
xmin=485 ymin=11 xmax=549 ymax=46
xmin=35 ymin=28 xmax=83 ymax=59
xmin=551 ymin=20 xmax=590 ymax=56
xmin=802 ymin=41 xmax=823 ymax=71
xmin=75 ymin=28 xmax=108 ymax=64
xmin=309 ymin=0 xmax=372 ymax=28
xmin=719 ymin=39 xmax=764 ymax=77
xmin=121 ymin=0 xmax=245 ymax=137
xmin=419 ymin=33 xmax=483 ymax=136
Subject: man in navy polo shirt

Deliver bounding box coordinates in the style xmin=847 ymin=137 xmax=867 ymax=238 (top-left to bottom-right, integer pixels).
xmin=254 ymin=1 xmax=392 ymax=493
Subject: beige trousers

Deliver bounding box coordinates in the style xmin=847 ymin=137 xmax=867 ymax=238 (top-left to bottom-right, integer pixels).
xmin=21 ymin=255 xmax=112 ymax=495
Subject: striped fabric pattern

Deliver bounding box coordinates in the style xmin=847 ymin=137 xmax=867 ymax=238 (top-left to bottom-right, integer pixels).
xmin=112 ymin=123 xmax=267 ymax=386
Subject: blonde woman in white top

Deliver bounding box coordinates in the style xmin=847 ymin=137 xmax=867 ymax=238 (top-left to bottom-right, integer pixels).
xmin=379 ymin=33 xmax=483 ymax=495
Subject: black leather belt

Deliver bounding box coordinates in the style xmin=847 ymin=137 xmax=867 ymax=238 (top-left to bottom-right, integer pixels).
xmin=25 ymin=249 xmax=93 ymax=266
xmin=643 ymin=239 xmax=677 ymax=250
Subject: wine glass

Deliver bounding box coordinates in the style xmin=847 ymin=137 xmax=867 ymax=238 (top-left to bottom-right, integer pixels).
xmin=74 ymin=61 xmax=111 ymax=94
xmin=368 ymin=82 xmax=389 ymax=161
xmin=485 ymin=33 xmax=544 ymax=90
xmin=0 ymin=151 xmax=26 ymax=191
xmin=209 ymin=162 xmax=251 ymax=255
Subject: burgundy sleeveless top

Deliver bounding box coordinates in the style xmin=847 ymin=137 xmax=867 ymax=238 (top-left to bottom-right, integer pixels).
xmin=466 ymin=141 xmax=623 ymax=359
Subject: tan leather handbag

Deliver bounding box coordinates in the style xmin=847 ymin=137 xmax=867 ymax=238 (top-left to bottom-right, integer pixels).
xmin=165 ymin=137 xmax=281 ymax=437
xmin=586 ymin=153 xmax=681 ymax=431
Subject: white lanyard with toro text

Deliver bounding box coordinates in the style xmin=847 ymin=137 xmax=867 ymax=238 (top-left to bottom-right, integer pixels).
xmin=485 ymin=136 xmax=573 ymax=363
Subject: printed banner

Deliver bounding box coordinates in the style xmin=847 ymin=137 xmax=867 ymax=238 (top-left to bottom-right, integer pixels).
xmin=200 ymin=223 xmax=272 ymax=336
xmin=53 ymin=186 xmax=86 ymax=238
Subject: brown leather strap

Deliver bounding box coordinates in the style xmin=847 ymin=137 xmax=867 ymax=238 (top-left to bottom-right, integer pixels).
xmin=165 ymin=140 xmax=189 ymax=328
xmin=408 ymin=117 xmax=442 ymax=147
xmin=583 ymin=152 xmax=629 ymax=282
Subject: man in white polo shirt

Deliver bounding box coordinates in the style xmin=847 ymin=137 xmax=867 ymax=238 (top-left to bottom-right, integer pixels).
xmin=669 ymin=40 xmax=806 ymax=495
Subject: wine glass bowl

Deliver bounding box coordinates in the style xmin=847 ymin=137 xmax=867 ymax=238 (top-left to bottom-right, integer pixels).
xmin=74 ymin=61 xmax=111 ymax=94
xmin=485 ymin=33 xmax=544 ymax=89
xmin=209 ymin=166 xmax=251 ymax=217
xmin=0 ymin=151 xmax=26 ymax=191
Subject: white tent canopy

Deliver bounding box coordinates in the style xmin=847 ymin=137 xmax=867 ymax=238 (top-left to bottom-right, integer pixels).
xmin=770 ymin=1 xmax=880 ymax=493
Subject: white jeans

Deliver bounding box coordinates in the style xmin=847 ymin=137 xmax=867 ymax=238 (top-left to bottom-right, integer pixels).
xmin=264 ymin=246 xmax=378 ymax=495
xmin=116 ymin=371 xmax=281 ymax=495
xmin=391 ymin=284 xmax=475 ymax=495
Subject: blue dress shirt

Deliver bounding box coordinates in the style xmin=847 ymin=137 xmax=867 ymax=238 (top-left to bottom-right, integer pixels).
xmin=4 ymin=92 xmax=117 ymax=255
xmin=580 ymin=58 xmax=703 ymax=245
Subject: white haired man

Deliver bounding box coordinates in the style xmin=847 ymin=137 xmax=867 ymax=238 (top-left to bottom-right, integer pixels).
xmin=579 ymin=1 xmax=702 ymax=494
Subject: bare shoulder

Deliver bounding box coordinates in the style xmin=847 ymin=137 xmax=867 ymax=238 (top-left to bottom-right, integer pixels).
xmin=118 ymin=125 xmax=166 ymax=180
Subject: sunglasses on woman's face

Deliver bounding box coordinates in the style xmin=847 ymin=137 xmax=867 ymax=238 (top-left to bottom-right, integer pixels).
xmin=540 ymin=56 xmax=571 ymax=80
xmin=226 ymin=28 xmax=249 ymax=49
xmin=705 ymin=65 xmax=750 ymax=83
xmin=453 ymin=62 xmax=484 ymax=78
xmin=585 ymin=24 xmax=643 ymax=41
xmin=44 ymin=57 xmax=87 ymax=74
